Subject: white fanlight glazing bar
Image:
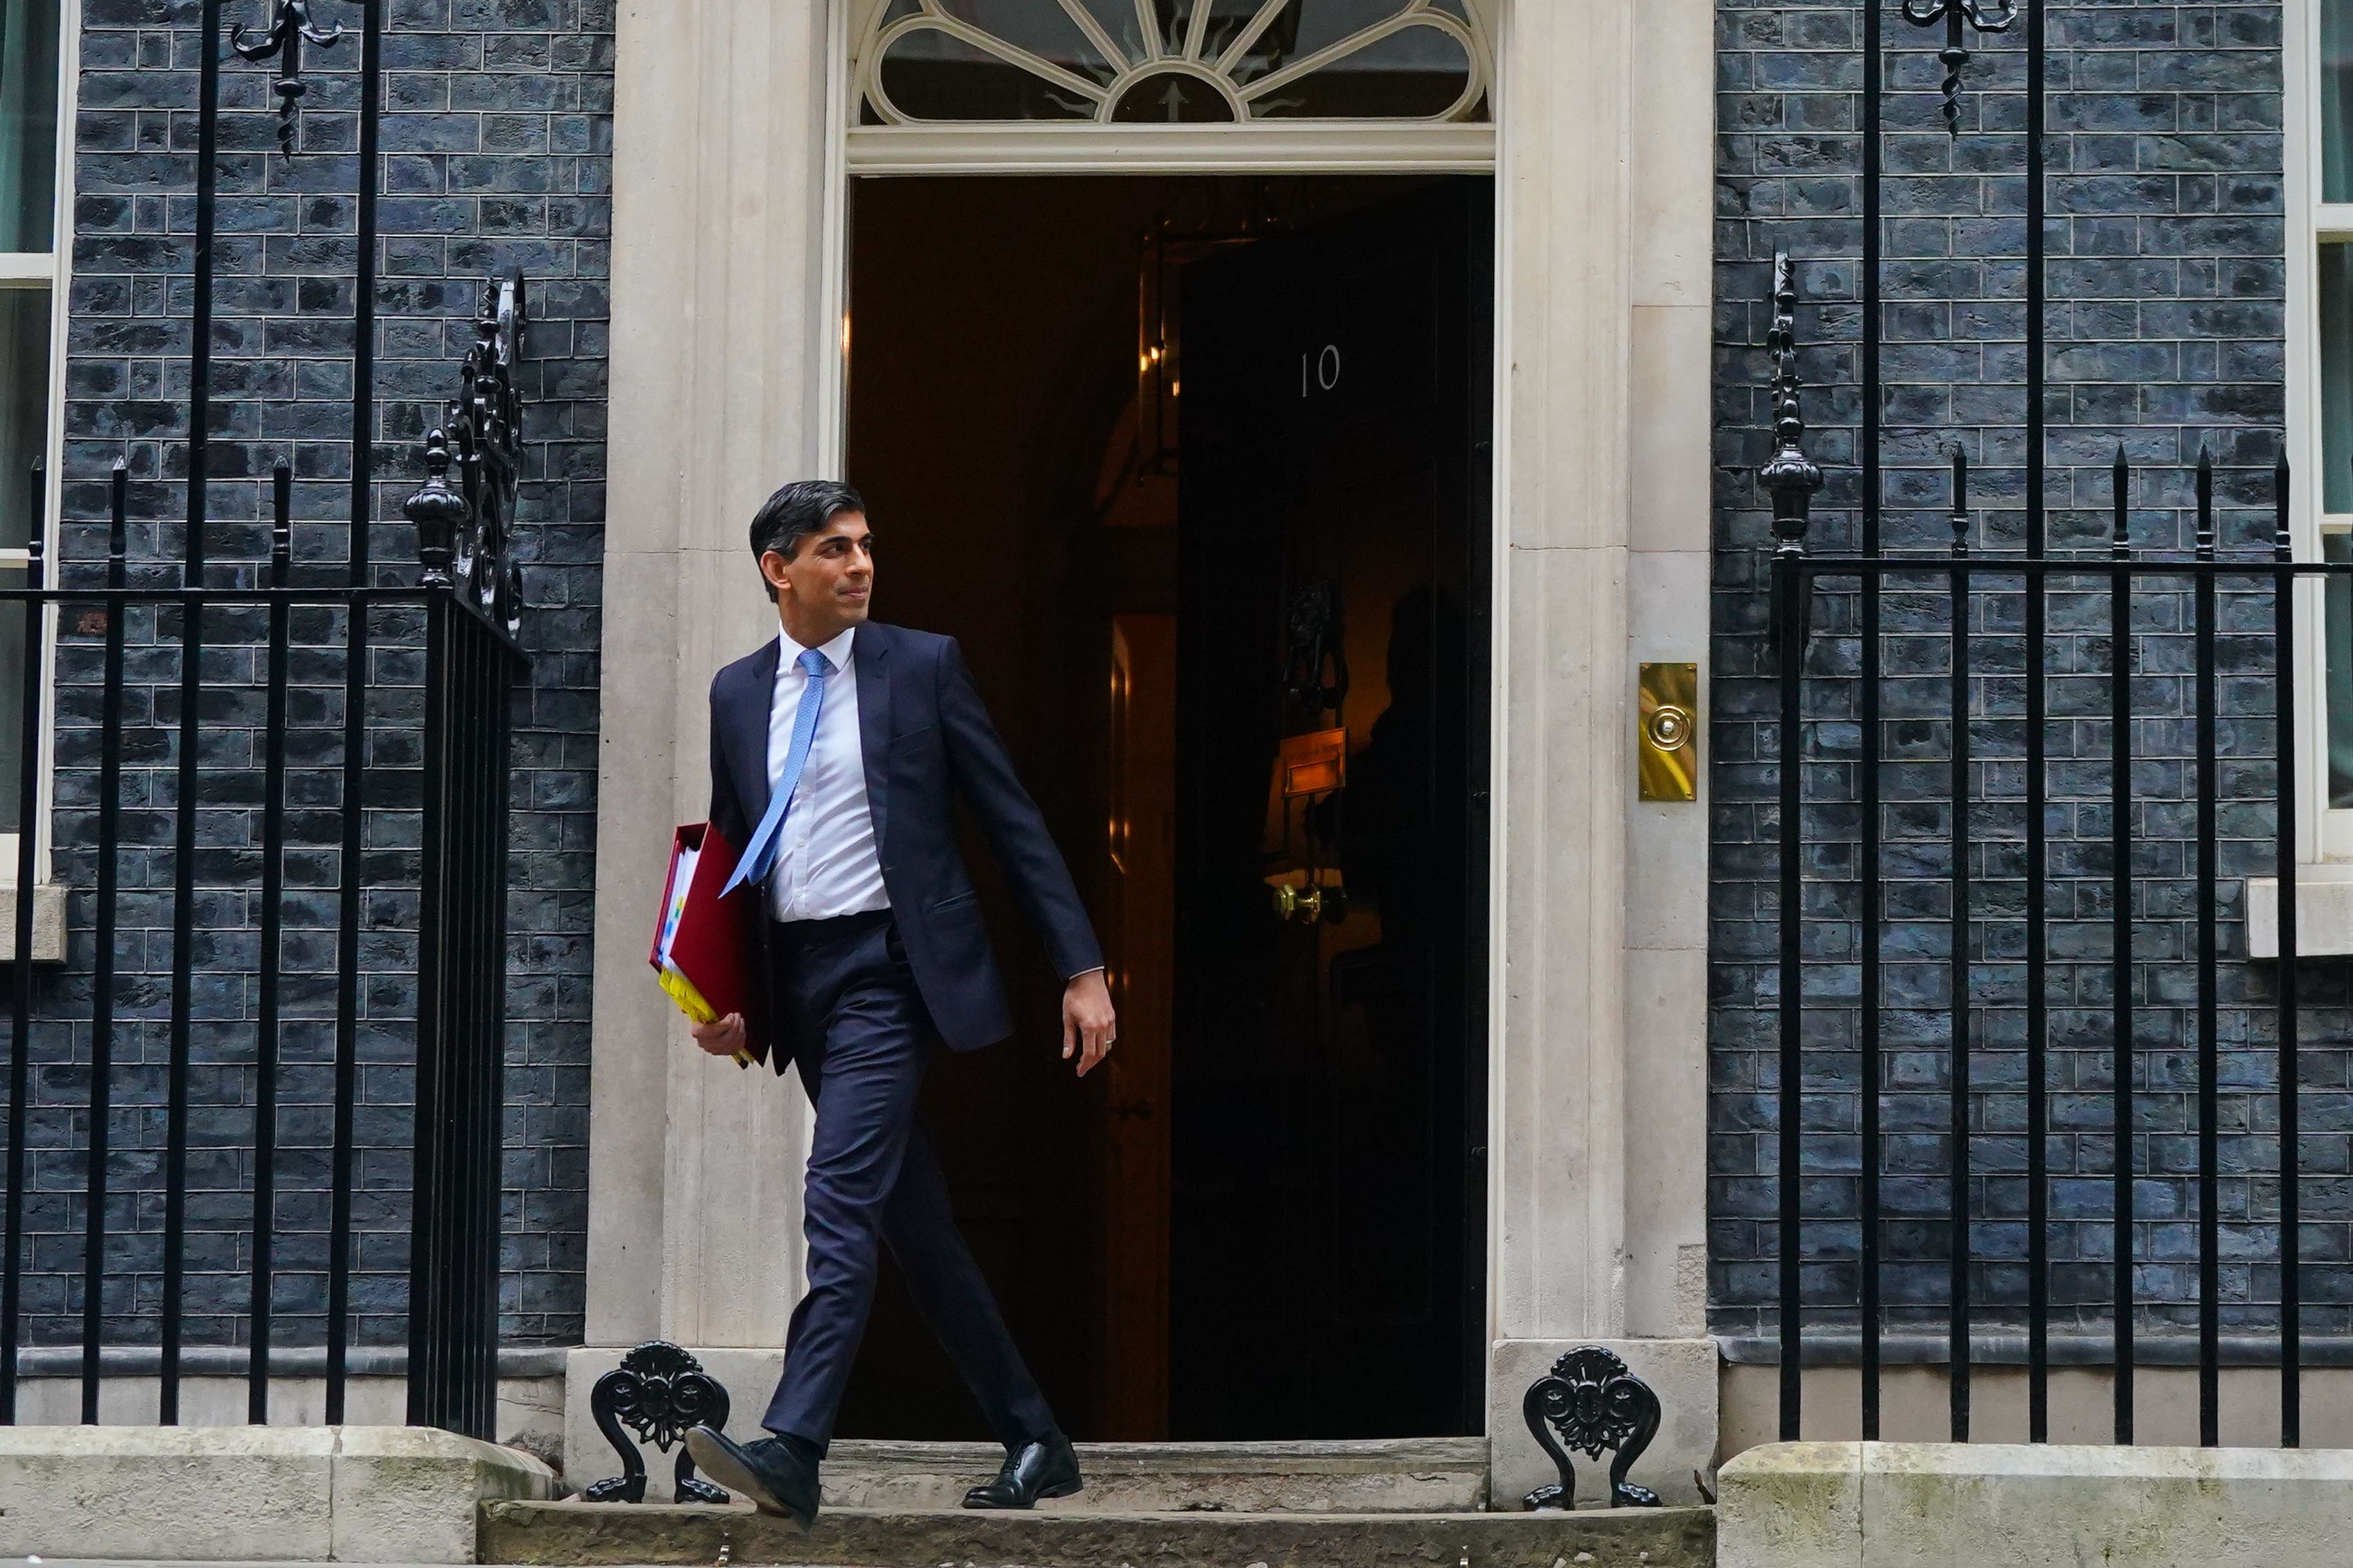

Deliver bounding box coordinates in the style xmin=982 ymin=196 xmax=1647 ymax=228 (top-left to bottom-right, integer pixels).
xmin=1184 ymin=0 xmax=1215 ymax=60
xmin=1213 ymin=0 xmax=1296 ymax=76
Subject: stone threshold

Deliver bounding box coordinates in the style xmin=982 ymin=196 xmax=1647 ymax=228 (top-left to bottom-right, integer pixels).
xmin=812 ymin=1436 xmax=1490 ymax=1513
xmin=480 ymin=1499 xmax=1716 ymax=1568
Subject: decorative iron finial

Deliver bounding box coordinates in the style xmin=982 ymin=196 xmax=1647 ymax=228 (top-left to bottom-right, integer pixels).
xmin=1901 ymin=0 xmax=2020 ymax=137
xmin=407 ymin=272 xmax=529 ymax=631
xmin=2111 ymin=444 xmax=2131 ymax=560
xmin=407 ymin=429 xmax=464 ymax=588
xmin=1759 ymin=253 xmax=1823 ymax=552
xmin=230 ymin=0 xmax=345 ymax=157
xmin=2194 ymin=447 xmax=2215 ymax=561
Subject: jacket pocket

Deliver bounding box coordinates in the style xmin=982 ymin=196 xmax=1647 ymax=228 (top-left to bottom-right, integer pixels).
xmin=930 ymin=888 xmax=978 ymax=912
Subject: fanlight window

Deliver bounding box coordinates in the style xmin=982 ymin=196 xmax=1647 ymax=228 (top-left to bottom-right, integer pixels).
xmin=855 ymin=1 xmax=1491 ymax=126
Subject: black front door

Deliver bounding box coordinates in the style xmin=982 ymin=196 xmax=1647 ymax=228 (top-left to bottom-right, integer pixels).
xmin=1170 ymin=180 xmax=1493 ymax=1439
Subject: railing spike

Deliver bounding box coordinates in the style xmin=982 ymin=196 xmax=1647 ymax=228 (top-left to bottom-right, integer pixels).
xmin=24 ymin=458 xmax=40 ymax=591
xmin=2276 ymin=447 xmax=2293 ymax=563
xmin=108 ymin=458 xmax=128 ymax=589
xmin=271 ymin=460 xmax=293 ymax=588
xmin=2196 ymin=447 xmax=2215 ymax=560
xmin=2112 ymin=445 xmax=2131 ymax=560
xmin=1950 ymin=442 xmax=1969 ymax=557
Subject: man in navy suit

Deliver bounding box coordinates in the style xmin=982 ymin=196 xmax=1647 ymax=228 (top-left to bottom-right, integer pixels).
xmin=685 ymin=479 xmax=1115 ymax=1526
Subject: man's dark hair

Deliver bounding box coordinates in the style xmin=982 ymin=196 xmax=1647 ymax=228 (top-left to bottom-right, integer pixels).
xmin=749 ymin=479 xmax=866 ymax=601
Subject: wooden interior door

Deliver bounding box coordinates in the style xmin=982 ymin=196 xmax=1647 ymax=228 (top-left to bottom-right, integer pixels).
xmin=1168 ymin=180 xmax=1493 ymax=1439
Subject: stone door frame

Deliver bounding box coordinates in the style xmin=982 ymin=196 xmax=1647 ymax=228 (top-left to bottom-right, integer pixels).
xmin=584 ymin=0 xmax=1720 ymax=1491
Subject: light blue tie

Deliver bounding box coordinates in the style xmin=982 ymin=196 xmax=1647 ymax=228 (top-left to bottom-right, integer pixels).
xmin=724 ymin=647 xmax=833 ymax=897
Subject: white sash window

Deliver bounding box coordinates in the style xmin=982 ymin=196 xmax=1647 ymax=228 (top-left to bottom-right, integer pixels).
xmin=0 ymin=0 xmax=65 ymax=877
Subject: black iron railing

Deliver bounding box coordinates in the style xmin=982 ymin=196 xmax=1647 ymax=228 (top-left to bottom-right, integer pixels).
xmin=1768 ymin=420 xmax=2331 ymax=1450
xmin=0 ymin=0 xmax=529 ymax=1440
xmin=1752 ymin=1 xmax=2304 ymax=1451
xmin=0 ymin=457 xmax=522 ymax=1440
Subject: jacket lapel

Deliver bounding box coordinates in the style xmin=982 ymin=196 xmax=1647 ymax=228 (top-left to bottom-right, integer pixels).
xmin=855 ymin=622 xmax=892 ymax=855
xmin=728 ymin=637 xmax=782 ymax=829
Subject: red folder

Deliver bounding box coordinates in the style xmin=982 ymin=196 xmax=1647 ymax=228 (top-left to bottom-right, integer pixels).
xmin=650 ymin=822 xmax=769 ymax=1069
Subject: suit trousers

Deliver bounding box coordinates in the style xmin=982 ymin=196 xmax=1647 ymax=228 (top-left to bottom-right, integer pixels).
xmin=760 ymin=909 xmax=1058 ymax=1452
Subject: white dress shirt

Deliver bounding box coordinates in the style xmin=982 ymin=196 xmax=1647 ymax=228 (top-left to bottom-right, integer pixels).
xmin=766 ymin=626 xmax=891 ymax=923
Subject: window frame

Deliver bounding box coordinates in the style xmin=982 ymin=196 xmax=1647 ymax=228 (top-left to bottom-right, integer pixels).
xmin=840 ymin=0 xmax=1500 ymax=173
xmin=2288 ymin=0 xmax=2350 ymax=859
xmin=0 ymin=0 xmax=78 ymax=884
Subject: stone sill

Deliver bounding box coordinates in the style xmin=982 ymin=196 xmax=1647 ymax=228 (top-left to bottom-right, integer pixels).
xmin=2248 ymin=866 xmax=2353 ymax=958
xmin=12 ymin=1343 xmax=569 ymax=1377
xmin=0 ymin=881 xmax=62 ymax=963
xmin=1715 ymin=1332 xmax=2353 ymax=1367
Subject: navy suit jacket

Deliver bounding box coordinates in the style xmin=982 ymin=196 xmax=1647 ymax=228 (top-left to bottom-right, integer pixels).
xmin=707 ymin=620 xmax=1104 ymax=1060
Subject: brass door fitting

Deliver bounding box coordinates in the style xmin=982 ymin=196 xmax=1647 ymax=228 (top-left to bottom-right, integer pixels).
xmin=1638 ymin=662 xmax=1699 ymax=802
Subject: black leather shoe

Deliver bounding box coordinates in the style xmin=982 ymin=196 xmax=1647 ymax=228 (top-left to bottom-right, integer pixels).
xmin=683 ymin=1425 xmax=819 ymax=1528
xmin=962 ymin=1433 xmax=1082 ymax=1509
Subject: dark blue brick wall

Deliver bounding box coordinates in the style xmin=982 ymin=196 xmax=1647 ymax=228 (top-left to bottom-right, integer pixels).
xmin=9 ymin=0 xmax=609 ymax=1351
xmin=1709 ymin=2 xmax=2329 ymax=1342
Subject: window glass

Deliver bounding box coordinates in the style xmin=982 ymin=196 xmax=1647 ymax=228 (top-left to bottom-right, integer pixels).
xmin=2330 ymin=533 xmax=2353 ymax=809
xmin=1287 ymin=0 xmax=1413 ymax=59
xmin=0 ymin=0 xmax=56 ymax=252
xmin=861 ymin=0 xmax=1489 ymax=123
xmin=0 ymin=567 xmax=21 ymax=832
xmin=0 ymin=288 xmax=42 ymax=553
xmin=955 ymin=1 xmax=1118 ymax=83
xmin=2329 ymin=0 xmax=2353 ymax=202
xmin=1150 ymin=0 xmax=1196 ymax=53
xmin=2322 ymin=243 xmax=2353 ymax=515
xmin=876 ymin=26 xmax=1098 ymax=121
xmin=1111 ymin=73 xmax=1236 ymax=121
xmin=1250 ymin=21 xmax=1471 ymax=119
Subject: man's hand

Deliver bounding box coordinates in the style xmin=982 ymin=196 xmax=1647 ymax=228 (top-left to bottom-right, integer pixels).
xmin=691 ymin=1012 xmax=747 ymax=1060
xmin=1062 ymin=970 xmax=1116 ymax=1077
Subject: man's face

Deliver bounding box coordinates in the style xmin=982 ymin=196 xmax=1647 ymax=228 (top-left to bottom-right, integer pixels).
xmin=763 ymin=510 xmax=875 ymax=628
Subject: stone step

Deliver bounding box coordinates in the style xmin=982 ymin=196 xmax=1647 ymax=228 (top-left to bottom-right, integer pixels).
xmin=816 ymin=1438 xmax=1491 ymax=1514
xmin=479 ymin=1499 xmax=1715 ymax=1568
